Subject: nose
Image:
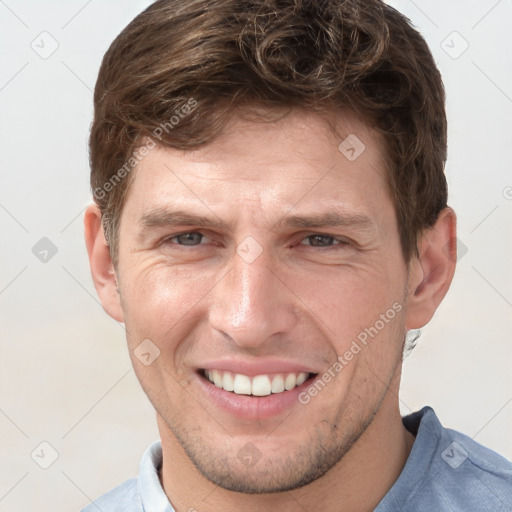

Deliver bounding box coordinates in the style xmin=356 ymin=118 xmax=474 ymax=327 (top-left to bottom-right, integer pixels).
xmin=208 ymin=246 xmax=296 ymax=350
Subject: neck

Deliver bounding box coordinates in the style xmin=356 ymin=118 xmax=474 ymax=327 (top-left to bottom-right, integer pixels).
xmin=158 ymin=379 xmax=415 ymax=512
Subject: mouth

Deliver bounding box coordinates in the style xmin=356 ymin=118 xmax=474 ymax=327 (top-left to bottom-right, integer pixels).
xmin=199 ymin=369 xmax=317 ymax=396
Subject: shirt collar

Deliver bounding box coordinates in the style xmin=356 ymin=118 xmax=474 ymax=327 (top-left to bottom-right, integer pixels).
xmin=138 ymin=440 xmax=174 ymax=512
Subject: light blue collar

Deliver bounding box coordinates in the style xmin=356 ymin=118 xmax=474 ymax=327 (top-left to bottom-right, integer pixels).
xmin=138 ymin=441 xmax=174 ymax=512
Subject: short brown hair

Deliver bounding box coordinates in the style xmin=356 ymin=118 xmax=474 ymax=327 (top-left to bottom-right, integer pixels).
xmin=89 ymin=0 xmax=447 ymax=264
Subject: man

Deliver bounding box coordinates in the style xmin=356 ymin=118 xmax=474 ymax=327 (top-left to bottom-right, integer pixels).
xmin=83 ymin=0 xmax=512 ymax=510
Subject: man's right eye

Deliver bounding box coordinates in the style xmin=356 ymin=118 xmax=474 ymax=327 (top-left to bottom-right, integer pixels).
xmin=166 ymin=232 xmax=209 ymax=246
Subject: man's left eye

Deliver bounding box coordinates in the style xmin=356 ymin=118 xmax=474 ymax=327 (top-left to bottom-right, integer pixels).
xmin=300 ymin=235 xmax=347 ymax=247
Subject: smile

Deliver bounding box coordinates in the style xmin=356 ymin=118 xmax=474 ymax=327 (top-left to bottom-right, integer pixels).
xmin=202 ymin=369 xmax=313 ymax=396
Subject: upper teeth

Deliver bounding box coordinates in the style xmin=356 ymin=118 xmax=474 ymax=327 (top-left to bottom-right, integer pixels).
xmin=205 ymin=370 xmax=309 ymax=396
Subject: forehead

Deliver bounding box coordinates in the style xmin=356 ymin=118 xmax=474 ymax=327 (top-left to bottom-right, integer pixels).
xmin=168 ymin=109 xmax=385 ymax=178
xmin=123 ymin=109 xmax=392 ymax=226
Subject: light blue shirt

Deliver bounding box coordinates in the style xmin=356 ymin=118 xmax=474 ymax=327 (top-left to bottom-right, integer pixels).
xmin=82 ymin=407 xmax=512 ymax=511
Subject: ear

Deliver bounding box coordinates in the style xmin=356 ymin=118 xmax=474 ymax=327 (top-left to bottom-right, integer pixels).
xmin=84 ymin=204 xmax=124 ymax=322
xmin=405 ymin=207 xmax=457 ymax=329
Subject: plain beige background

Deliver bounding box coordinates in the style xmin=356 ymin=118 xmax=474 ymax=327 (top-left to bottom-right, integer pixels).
xmin=0 ymin=0 xmax=511 ymax=510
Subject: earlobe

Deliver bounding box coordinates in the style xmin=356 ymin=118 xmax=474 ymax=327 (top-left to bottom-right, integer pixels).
xmin=405 ymin=207 xmax=457 ymax=329
xmin=84 ymin=204 xmax=124 ymax=322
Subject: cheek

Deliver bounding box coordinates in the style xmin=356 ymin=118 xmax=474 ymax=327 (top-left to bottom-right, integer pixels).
xmin=288 ymin=262 xmax=407 ymax=395
xmin=120 ymin=263 xmax=217 ymax=393
xmin=119 ymin=261 xmax=215 ymax=346
xmin=288 ymin=263 xmax=404 ymax=345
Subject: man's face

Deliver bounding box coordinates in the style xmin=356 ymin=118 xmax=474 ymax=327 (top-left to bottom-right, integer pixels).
xmin=115 ymin=110 xmax=411 ymax=492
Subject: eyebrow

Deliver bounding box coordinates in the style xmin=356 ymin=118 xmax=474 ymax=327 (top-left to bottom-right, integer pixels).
xmin=276 ymin=211 xmax=375 ymax=231
xmin=139 ymin=209 xmax=226 ymax=230
xmin=138 ymin=208 xmax=374 ymax=233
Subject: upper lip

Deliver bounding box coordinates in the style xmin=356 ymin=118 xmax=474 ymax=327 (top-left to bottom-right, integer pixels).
xmin=196 ymin=358 xmax=319 ymax=377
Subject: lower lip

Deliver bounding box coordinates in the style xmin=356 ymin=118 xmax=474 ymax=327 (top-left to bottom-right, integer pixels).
xmin=195 ymin=372 xmax=315 ymax=420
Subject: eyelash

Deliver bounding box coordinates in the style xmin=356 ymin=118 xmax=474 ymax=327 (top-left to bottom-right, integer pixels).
xmin=166 ymin=232 xmax=210 ymax=246
xmin=163 ymin=232 xmax=350 ymax=249
xmin=299 ymin=234 xmax=350 ymax=248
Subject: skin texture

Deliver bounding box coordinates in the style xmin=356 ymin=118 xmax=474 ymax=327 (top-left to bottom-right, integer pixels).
xmin=85 ymin=109 xmax=456 ymax=512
